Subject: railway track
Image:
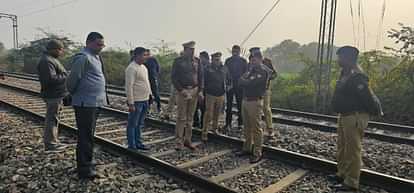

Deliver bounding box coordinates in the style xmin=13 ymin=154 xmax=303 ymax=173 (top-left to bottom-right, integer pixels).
xmin=0 ymin=73 xmax=413 ymax=192
xmin=2 ymin=72 xmax=414 ymax=180
xmin=0 ymin=107 xmax=198 ymax=193
xmin=2 ymin=71 xmax=413 ymax=145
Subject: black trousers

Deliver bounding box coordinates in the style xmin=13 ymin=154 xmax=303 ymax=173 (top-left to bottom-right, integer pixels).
xmin=226 ymin=88 xmax=243 ymax=126
xmin=74 ymin=106 xmax=99 ymax=175
xmin=149 ymin=81 xmax=161 ymax=111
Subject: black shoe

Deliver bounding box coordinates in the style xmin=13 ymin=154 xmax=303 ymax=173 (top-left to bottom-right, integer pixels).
xmin=175 ymin=143 xmax=184 ymax=151
xmin=78 ymin=170 xmax=100 ymax=180
xmin=184 ymin=142 xmax=197 ymax=151
xmin=236 ymin=151 xmax=251 ymax=157
xmin=327 ymin=174 xmax=344 ymax=184
xmin=45 ymin=144 xmax=67 ymax=152
xmin=163 ymin=115 xmax=170 ymax=120
xmin=332 ymin=183 xmax=358 ymax=192
xmin=136 ymin=145 xmax=150 ymax=151
xmin=249 ymin=155 xmax=263 ymax=164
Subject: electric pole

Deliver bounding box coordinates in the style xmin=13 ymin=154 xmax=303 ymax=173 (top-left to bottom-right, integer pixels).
xmin=0 ymin=13 xmax=18 ymax=49
xmin=315 ymin=0 xmax=338 ymax=113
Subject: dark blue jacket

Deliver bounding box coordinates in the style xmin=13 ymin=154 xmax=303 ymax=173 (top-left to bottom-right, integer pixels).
xmin=144 ymin=57 xmax=160 ymax=86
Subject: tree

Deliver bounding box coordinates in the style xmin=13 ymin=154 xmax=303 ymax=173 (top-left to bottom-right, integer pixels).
xmin=18 ymin=29 xmax=79 ymax=74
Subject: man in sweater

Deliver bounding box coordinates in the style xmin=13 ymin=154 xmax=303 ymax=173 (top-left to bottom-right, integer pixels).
xmin=67 ymin=32 xmax=108 ymax=180
xmin=37 ymin=39 xmax=68 ymax=152
xmin=125 ymin=47 xmax=152 ymax=151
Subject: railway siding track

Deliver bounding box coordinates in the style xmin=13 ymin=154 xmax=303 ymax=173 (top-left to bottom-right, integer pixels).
xmin=0 ymin=74 xmax=413 ymax=192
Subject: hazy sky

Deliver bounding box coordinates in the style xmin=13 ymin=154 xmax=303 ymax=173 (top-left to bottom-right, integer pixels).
xmin=0 ymin=0 xmax=413 ymax=54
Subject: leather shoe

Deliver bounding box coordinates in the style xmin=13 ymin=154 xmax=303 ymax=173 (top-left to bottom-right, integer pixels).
xmin=327 ymin=174 xmax=344 ymax=183
xmin=332 ymin=183 xmax=358 ymax=192
xmin=249 ymin=155 xmax=263 ymax=164
xmin=175 ymin=143 xmax=184 ymax=151
xmin=184 ymin=143 xmax=197 ymax=151
xmin=136 ymin=145 xmax=150 ymax=151
xmin=236 ymin=151 xmax=251 ymax=157
xmin=78 ymin=170 xmax=100 ymax=180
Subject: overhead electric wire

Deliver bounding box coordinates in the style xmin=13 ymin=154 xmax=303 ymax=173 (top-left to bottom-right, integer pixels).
xmin=357 ymin=0 xmax=362 ymax=48
xmin=375 ymin=0 xmax=387 ymax=50
xmin=240 ymin=0 xmax=283 ymax=47
xmin=360 ymin=0 xmax=367 ymax=51
xmin=20 ymin=0 xmax=79 ymax=17
xmin=349 ymin=0 xmax=357 ymax=45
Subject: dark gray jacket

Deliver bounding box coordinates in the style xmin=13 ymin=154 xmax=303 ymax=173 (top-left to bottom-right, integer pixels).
xmin=37 ymin=53 xmax=68 ymax=99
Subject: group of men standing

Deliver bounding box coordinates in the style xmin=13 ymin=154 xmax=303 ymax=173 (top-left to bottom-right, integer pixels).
xmin=37 ymin=32 xmax=107 ymax=179
xmin=35 ymin=30 xmax=381 ymax=191
xmin=170 ymin=41 xmax=277 ymax=163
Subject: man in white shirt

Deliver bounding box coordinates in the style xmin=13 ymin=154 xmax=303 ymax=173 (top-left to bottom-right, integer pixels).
xmin=125 ymin=47 xmax=152 ymax=150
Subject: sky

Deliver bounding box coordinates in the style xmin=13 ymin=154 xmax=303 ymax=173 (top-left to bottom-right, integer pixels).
xmin=0 ymin=0 xmax=413 ymax=55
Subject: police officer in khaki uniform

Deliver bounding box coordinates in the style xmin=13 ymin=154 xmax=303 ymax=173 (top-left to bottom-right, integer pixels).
xmin=237 ymin=47 xmax=269 ymax=163
xmin=330 ymin=46 xmax=383 ymax=191
xmin=201 ymin=52 xmax=226 ymax=142
xmin=171 ymin=41 xmax=203 ymax=150
xmin=262 ymin=58 xmax=277 ymax=137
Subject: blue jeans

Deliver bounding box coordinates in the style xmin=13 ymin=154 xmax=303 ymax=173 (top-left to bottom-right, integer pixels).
xmin=127 ymin=101 xmax=149 ymax=148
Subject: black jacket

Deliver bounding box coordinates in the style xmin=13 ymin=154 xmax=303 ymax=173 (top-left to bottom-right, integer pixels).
xmin=239 ymin=64 xmax=268 ymax=98
xmin=171 ymin=56 xmax=203 ymax=92
xmin=224 ymin=56 xmax=248 ymax=89
xmin=204 ymin=63 xmax=226 ymax=97
xmin=331 ymin=72 xmax=382 ymax=115
xmin=37 ymin=53 xmax=68 ymax=99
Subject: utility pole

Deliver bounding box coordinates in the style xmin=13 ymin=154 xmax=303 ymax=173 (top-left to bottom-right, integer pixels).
xmin=0 ymin=13 xmax=18 ymax=49
xmin=315 ymin=0 xmax=338 ymax=113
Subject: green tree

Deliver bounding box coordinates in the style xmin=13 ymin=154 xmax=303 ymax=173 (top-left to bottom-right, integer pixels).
xmin=18 ymin=29 xmax=79 ymax=74
xmin=100 ymin=48 xmax=130 ymax=85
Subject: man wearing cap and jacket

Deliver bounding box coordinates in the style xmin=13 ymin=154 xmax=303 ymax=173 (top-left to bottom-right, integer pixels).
xmin=171 ymin=41 xmax=203 ymax=150
xmin=262 ymin=58 xmax=278 ymax=137
xmin=201 ymin=52 xmax=227 ymax=142
xmin=224 ymin=45 xmax=248 ymax=129
xmin=193 ymin=51 xmax=209 ymax=128
xmin=37 ymin=39 xmax=68 ymax=152
xmin=237 ymin=47 xmax=269 ymax=163
xmin=330 ymin=46 xmax=383 ymax=192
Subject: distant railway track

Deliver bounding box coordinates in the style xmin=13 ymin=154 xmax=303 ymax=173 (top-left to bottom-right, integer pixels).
xmin=1 ymin=74 xmax=413 ymax=193
xmin=2 ymin=71 xmax=413 ymax=146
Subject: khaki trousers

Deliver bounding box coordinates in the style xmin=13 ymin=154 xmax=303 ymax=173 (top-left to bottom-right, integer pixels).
xmin=336 ymin=112 xmax=369 ymax=189
xmin=175 ymin=88 xmax=198 ymax=144
xmin=43 ymin=98 xmax=62 ymax=146
xmin=263 ymin=89 xmax=273 ymax=131
xmin=242 ymin=99 xmax=264 ymax=157
xmin=202 ymin=94 xmax=225 ymax=140
xmin=167 ymin=86 xmax=177 ymax=116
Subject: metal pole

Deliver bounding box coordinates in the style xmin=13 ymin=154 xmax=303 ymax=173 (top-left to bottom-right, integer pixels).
xmin=0 ymin=13 xmax=18 ymax=49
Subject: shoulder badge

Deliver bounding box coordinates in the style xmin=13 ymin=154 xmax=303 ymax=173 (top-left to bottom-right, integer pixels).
xmin=357 ymin=84 xmax=365 ymax=90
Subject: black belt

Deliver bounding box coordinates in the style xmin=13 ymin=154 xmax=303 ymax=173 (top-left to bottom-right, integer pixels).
xmin=340 ymin=111 xmax=363 ymax=116
xmin=244 ymin=96 xmax=263 ymax=101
